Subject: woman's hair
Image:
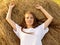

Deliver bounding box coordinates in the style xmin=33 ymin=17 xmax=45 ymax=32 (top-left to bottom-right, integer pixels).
xmin=20 ymin=11 xmax=44 ymax=34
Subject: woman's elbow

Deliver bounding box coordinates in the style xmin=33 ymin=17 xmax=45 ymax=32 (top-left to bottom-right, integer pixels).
xmin=6 ymin=17 xmax=8 ymax=20
xmin=49 ymin=17 xmax=53 ymax=22
xmin=6 ymin=17 xmax=11 ymax=21
xmin=49 ymin=16 xmax=53 ymax=20
xmin=48 ymin=17 xmax=53 ymax=22
xmin=51 ymin=17 xmax=53 ymax=20
xmin=6 ymin=16 xmax=11 ymax=20
xmin=6 ymin=17 xmax=7 ymax=20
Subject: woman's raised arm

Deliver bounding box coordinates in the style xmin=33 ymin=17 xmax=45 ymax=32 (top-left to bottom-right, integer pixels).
xmin=35 ymin=4 xmax=53 ymax=29
xmin=6 ymin=1 xmax=17 ymax=30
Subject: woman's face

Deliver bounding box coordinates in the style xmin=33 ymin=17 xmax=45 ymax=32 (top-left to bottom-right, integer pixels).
xmin=25 ymin=13 xmax=34 ymax=27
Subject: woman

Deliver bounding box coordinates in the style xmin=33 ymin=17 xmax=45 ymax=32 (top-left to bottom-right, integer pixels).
xmin=6 ymin=1 xmax=53 ymax=45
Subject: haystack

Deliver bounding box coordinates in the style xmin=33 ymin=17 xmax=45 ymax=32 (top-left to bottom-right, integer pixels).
xmin=0 ymin=0 xmax=60 ymax=45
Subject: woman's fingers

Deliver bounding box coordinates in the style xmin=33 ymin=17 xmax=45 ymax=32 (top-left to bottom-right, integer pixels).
xmin=35 ymin=4 xmax=42 ymax=9
xmin=9 ymin=1 xmax=15 ymax=8
xmin=35 ymin=4 xmax=40 ymax=9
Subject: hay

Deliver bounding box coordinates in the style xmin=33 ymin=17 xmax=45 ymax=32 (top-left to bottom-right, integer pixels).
xmin=0 ymin=0 xmax=60 ymax=45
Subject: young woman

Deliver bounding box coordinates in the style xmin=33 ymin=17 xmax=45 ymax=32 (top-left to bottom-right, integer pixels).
xmin=6 ymin=1 xmax=53 ymax=45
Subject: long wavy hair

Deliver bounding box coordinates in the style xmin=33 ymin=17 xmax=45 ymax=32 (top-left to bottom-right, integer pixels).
xmin=20 ymin=11 xmax=44 ymax=34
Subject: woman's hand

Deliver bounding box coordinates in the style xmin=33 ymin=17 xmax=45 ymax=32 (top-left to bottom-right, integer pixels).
xmin=6 ymin=1 xmax=17 ymax=31
xmin=9 ymin=1 xmax=15 ymax=9
xmin=35 ymin=4 xmax=43 ymax=9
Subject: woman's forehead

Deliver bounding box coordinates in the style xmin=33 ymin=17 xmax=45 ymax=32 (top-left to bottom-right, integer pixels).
xmin=25 ymin=14 xmax=33 ymax=17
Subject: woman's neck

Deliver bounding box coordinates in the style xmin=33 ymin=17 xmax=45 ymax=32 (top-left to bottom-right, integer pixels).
xmin=27 ymin=25 xmax=33 ymax=29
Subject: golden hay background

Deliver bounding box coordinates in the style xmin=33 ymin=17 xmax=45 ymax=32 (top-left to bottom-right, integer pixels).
xmin=0 ymin=0 xmax=60 ymax=45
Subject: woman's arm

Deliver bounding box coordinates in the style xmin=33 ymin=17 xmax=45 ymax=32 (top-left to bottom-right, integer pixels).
xmin=6 ymin=1 xmax=17 ymax=30
xmin=35 ymin=4 xmax=53 ymax=29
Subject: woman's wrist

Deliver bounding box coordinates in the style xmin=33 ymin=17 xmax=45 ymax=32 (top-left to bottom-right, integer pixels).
xmin=9 ymin=7 xmax=13 ymax=10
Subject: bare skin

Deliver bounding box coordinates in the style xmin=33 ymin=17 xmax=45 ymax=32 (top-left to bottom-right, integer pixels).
xmin=6 ymin=1 xmax=17 ymax=30
xmin=6 ymin=1 xmax=53 ymax=31
xmin=35 ymin=4 xmax=53 ymax=29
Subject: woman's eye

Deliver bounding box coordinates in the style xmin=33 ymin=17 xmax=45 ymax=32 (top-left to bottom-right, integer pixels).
xmin=26 ymin=17 xmax=29 ymax=19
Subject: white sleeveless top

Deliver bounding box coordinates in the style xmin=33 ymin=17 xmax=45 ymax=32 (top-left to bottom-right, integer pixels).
xmin=13 ymin=23 xmax=49 ymax=45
